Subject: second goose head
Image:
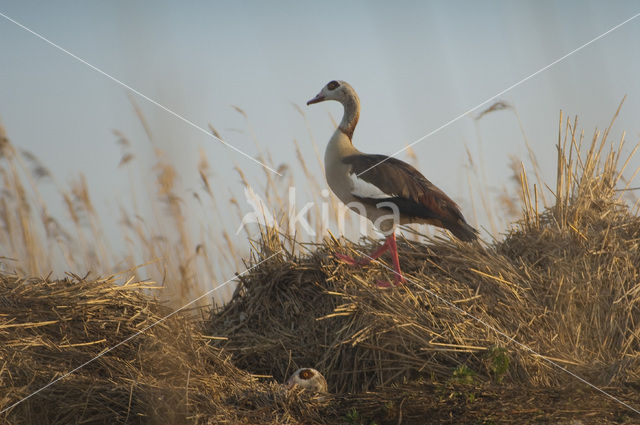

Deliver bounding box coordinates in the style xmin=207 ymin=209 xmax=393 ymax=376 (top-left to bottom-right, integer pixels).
xmin=285 ymin=368 xmax=328 ymax=393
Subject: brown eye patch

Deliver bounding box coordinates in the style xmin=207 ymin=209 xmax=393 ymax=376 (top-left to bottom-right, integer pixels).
xmin=327 ymin=80 xmax=339 ymax=91
xmin=299 ymin=369 xmax=313 ymax=379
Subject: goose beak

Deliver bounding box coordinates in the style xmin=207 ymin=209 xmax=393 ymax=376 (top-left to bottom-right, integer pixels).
xmin=306 ymin=93 xmax=325 ymax=105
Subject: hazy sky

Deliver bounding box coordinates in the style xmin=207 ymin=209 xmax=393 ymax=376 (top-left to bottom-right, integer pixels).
xmin=1 ymin=1 xmax=639 ymax=270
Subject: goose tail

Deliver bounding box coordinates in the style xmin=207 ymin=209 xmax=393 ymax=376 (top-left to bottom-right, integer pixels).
xmin=448 ymin=220 xmax=479 ymax=242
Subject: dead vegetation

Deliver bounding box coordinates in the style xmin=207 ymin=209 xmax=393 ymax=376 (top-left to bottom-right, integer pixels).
xmin=1 ymin=106 xmax=640 ymax=423
xmin=211 ymin=108 xmax=640 ymax=382
xmin=0 ymin=272 xmax=337 ymax=425
xmin=207 ymin=110 xmax=640 ymax=422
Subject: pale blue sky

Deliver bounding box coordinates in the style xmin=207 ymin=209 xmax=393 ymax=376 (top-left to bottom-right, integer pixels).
xmin=1 ymin=1 xmax=639 ymax=272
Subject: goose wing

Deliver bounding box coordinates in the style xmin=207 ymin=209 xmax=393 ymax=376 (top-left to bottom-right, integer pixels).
xmin=343 ymin=154 xmax=478 ymax=241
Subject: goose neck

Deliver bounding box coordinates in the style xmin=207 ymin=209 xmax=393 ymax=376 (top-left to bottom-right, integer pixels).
xmin=339 ymin=95 xmax=359 ymax=140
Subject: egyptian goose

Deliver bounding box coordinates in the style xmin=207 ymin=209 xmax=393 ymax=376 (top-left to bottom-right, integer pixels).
xmin=307 ymin=80 xmax=478 ymax=286
xmin=285 ymin=368 xmax=328 ymax=393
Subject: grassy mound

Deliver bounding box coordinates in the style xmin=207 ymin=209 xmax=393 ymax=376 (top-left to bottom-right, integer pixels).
xmin=209 ymin=197 xmax=640 ymax=389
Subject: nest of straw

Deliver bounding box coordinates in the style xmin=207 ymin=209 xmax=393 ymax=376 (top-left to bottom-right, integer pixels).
xmin=209 ymin=193 xmax=640 ymax=392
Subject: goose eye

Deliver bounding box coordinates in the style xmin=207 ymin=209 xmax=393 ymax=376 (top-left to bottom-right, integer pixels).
xmin=299 ymin=369 xmax=313 ymax=379
xmin=327 ymin=81 xmax=339 ymax=91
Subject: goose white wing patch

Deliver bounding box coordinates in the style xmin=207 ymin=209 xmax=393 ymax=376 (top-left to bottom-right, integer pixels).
xmin=348 ymin=172 xmax=396 ymax=199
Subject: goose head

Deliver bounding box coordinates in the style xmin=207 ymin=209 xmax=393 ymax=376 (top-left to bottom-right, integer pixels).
xmin=285 ymin=368 xmax=328 ymax=393
xmin=307 ymin=80 xmax=356 ymax=106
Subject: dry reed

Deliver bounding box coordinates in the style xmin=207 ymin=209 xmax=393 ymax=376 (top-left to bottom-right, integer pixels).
xmin=207 ymin=112 xmax=640 ymax=422
xmin=1 ymin=103 xmax=639 ymax=423
xmin=0 ymin=272 xmax=336 ymax=425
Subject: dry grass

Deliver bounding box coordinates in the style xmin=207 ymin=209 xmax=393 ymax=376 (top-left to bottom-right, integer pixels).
xmin=0 ymin=272 xmax=338 ymax=425
xmin=0 ymin=99 xmax=376 ymax=310
xmin=205 ymin=111 xmax=640 ymax=422
xmin=210 ymin=106 xmax=640 ymax=385
xmin=1 ymin=103 xmax=640 ymax=423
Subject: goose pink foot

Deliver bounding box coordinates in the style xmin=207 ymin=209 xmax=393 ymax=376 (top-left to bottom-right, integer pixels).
xmin=336 ymin=233 xmax=406 ymax=286
xmin=334 ymin=253 xmax=371 ymax=266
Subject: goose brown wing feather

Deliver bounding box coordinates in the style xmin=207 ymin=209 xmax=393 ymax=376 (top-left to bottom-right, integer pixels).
xmin=342 ymin=154 xmax=476 ymax=241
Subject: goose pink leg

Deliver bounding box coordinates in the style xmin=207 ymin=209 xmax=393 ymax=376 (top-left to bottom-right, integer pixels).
xmin=335 ymin=233 xmax=405 ymax=287
xmin=377 ymin=232 xmax=406 ymax=287
xmin=335 ymin=238 xmax=390 ymax=266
